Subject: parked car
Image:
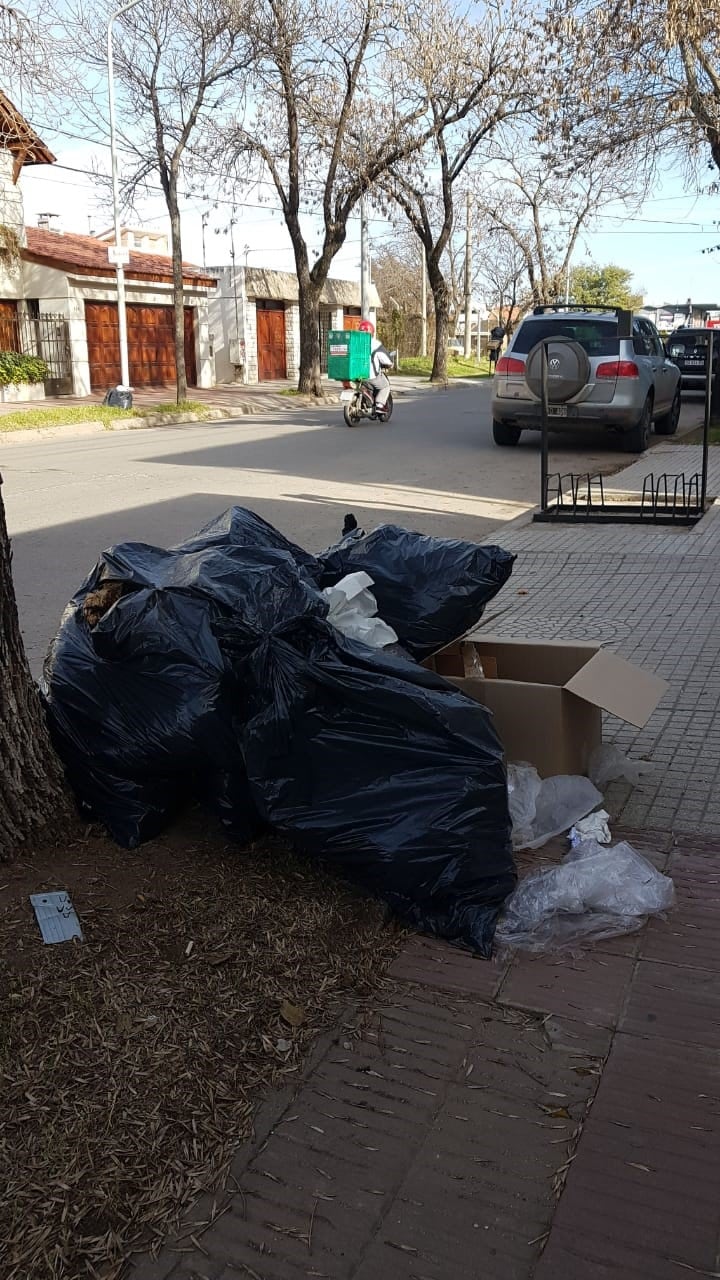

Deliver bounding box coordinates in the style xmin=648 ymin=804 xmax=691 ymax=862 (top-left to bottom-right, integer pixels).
xmin=665 ymin=327 xmax=718 ymax=394
xmin=491 ymin=305 xmax=682 ymax=452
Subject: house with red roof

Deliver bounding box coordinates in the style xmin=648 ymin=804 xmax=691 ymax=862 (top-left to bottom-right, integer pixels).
xmin=1 ymin=92 xmax=216 ymax=397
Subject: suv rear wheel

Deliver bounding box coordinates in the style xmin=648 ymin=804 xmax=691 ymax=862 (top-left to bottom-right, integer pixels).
xmin=622 ymin=396 xmax=651 ymax=454
xmin=654 ymin=388 xmax=681 ymax=436
xmin=493 ymin=420 xmax=522 ymax=447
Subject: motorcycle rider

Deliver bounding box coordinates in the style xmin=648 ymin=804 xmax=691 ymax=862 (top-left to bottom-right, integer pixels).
xmin=359 ymin=319 xmax=392 ymax=413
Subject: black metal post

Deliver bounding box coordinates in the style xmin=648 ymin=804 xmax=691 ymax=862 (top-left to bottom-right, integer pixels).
xmin=540 ymin=340 xmax=549 ymax=511
xmin=702 ymin=330 xmax=713 ymax=513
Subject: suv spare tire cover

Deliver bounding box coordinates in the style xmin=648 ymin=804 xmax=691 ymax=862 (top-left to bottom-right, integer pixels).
xmin=525 ymin=337 xmax=591 ymax=403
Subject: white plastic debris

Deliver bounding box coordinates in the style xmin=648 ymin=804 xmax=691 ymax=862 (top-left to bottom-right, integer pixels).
xmin=322 ymin=572 xmax=399 ymax=649
xmin=507 ymin=763 xmax=602 ymax=850
xmin=495 ymin=838 xmax=675 ymax=953
xmin=569 ymin=808 xmax=612 ymax=847
xmin=588 ymin=744 xmax=652 ymax=790
xmin=30 ymin=891 xmax=83 ymax=944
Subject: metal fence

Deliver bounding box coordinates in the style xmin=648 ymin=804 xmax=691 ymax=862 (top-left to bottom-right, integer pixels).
xmin=1 ymin=309 xmax=73 ymax=395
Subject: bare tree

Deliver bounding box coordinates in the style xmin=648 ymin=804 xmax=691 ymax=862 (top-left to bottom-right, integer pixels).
xmin=65 ymin=0 xmax=253 ymax=403
xmin=476 ymin=231 xmax=529 ymax=337
xmin=379 ymin=0 xmax=539 ymax=382
xmin=473 ymin=147 xmax=641 ymax=307
xmin=0 ymin=477 xmax=71 ymax=858
xmin=224 ymin=0 xmax=512 ymax=394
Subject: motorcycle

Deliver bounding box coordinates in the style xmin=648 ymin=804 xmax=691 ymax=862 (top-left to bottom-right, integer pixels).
xmin=339 ymin=353 xmax=396 ymax=427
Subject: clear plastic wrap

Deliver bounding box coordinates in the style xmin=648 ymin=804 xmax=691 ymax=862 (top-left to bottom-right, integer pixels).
xmin=507 ymin=763 xmax=602 ymax=850
xmin=495 ymin=838 xmax=675 ymax=953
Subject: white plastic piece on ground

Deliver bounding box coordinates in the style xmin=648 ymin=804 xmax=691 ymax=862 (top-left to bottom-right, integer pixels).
xmin=507 ymin=763 xmax=602 ymax=851
xmin=495 ymin=838 xmax=675 ymax=954
xmin=322 ymin=572 xmax=399 ymax=650
xmin=30 ymin=891 xmax=83 ymax=944
xmin=569 ymin=808 xmax=612 ymax=847
xmin=588 ymin=743 xmax=652 ymax=789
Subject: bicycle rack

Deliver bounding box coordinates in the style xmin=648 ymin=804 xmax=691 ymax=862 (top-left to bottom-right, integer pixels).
xmin=531 ymin=333 xmax=712 ymax=527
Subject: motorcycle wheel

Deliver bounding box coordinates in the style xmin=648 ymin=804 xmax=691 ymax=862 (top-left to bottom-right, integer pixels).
xmin=344 ymin=399 xmax=362 ymax=427
xmin=377 ymin=392 xmax=394 ymax=423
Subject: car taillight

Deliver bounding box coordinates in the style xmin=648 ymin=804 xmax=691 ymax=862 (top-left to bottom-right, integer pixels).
xmin=596 ymin=360 xmax=640 ymax=379
xmin=495 ymin=356 xmax=524 ymax=375
xmin=342 ymin=380 xmax=351 ymax=389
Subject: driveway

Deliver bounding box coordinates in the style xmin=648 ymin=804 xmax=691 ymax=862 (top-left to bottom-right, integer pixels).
xmin=2 ymin=381 xmax=703 ymax=671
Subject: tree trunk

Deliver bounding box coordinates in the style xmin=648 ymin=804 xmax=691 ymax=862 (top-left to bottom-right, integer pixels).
xmin=168 ymin=179 xmax=188 ymax=406
xmin=0 ymin=475 xmax=70 ymax=859
xmin=297 ymin=272 xmax=324 ymax=396
xmin=428 ymin=262 xmax=451 ymax=383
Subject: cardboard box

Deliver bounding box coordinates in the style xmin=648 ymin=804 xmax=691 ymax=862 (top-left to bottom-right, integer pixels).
xmin=423 ymin=636 xmax=668 ymax=777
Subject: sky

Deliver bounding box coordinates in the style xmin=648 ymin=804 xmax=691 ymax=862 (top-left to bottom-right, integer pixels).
xmin=17 ymin=129 xmax=720 ymax=310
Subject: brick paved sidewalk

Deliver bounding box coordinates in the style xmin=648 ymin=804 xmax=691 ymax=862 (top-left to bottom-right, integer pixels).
xmin=129 ymin=444 xmax=720 ymax=1280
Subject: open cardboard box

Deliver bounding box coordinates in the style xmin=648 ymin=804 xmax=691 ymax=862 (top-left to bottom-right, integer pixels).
xmin=423 ymin=635 xmax=668 ymax=777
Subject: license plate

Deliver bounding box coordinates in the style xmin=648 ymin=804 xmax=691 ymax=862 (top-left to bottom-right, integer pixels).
xmin=340 ymin=390 xmax=353 ymax=402
xmin=547 ymin=405 xmax=568 ymax=417
xmin=685 ymin=360 xmax=704 ymax=367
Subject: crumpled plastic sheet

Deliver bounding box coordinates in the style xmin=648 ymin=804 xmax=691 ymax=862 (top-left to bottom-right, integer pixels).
xmin=588 ymin=743 xmax=652 ymax=789
xmin=507 ymin=763 xmax=602 ymax=850
xmin=495 ymin=838 xmax=675 ymax=953
xmin=569 ymin=809 xmax=612 ymax=847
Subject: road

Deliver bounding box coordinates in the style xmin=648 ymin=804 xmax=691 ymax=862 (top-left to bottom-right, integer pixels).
xmin=2 ymin=381 xmax=702 ymax=671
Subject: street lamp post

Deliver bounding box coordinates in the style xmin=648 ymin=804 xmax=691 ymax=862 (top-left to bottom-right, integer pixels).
xmin=107 ymin=0 xmax=141 ymax=389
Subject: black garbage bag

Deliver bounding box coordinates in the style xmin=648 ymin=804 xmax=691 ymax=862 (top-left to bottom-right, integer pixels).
xmin=238 ymin=618 xmax=515 ymax=955
xmin=176 ymin=506 xmax=323 ymax=581
xmin=318 ymin=521 xmax=516 ymax=660
xmin=43 ymin=538 xmax=326 ymax=848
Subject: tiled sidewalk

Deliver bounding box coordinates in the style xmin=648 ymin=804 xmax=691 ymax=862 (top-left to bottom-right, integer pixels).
xmin=130 ymin=445 xmax=720 ymax=1280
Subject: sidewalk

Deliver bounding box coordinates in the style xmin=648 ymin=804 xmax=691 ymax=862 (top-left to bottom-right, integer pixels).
xmin=0 ymin=376 xmax=437 ymax=421
xmin=130 ymin=443 xmax=720 ymax=1280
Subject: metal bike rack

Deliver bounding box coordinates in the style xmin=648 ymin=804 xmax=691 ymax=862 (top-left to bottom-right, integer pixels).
xmin=532 ymin=328 xmax=712 ymax=527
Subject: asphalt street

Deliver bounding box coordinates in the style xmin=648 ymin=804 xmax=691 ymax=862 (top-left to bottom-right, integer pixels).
xmin=2 ymin=380 xmax=702 ymax=671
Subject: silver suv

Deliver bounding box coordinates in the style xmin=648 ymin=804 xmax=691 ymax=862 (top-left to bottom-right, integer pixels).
xmin=491 ymin=306 xmax=682 ymax=453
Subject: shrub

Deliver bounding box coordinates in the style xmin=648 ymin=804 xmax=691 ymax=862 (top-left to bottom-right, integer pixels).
xmin=0 ymin=351 xmax=49 ymax=386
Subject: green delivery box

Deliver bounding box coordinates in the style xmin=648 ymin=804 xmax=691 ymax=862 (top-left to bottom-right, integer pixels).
xmin=327 ymin=330 xmax=371 ymax=381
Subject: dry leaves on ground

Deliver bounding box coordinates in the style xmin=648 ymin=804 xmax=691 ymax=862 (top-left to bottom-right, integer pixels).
xmin=0 ymin=823 xmax=404 ymax=1280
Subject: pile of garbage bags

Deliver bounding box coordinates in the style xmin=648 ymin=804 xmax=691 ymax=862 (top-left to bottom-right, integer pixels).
xmin=42 ymin=508 xmax=517 ymax=956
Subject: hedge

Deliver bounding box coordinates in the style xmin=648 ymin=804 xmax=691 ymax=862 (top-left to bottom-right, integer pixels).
xmin=0 ymin=351 xmax=49 ymax=386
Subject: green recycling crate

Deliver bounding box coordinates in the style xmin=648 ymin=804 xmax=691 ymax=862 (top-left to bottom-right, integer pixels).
xmin=327 ymin=330 xmax=371 ymax=381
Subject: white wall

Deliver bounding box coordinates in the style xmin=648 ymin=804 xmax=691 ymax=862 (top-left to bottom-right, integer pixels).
xmin=208 ymin=265 xmax=249 ymax=383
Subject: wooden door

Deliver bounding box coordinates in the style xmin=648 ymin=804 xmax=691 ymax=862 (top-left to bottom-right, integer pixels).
xmin=0 ymin=300 xmax=20 ymax=350
xmin=257 ymin=306 xmax=287 ymax=381
xmin=85 ymin=301 xmax=198 ymax=389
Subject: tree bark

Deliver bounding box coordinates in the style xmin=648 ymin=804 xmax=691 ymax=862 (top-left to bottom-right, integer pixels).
xmin=168 ymin=176 xmax=188 ymax=406
xmin=297 ymin=274 xmax=324 ymax=395
xmin=0 ymin=475 xmax=70 ymax=859
xmin=428 ymin=261 xmax=451 ymax=383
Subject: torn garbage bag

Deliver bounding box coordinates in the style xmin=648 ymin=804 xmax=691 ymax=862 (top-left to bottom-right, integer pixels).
xmin=237 ymin=620 xmax=515 ymax=956
xmin=43 ymin=539 xmax=326 ymax=847
xmin=318 ymin=521 xmax=516 ymax=660
xmin=495 ymin=838 xmax=674 ymax=953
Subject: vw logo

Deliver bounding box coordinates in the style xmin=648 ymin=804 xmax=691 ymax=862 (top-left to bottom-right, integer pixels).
xmin=549 ymin=357 xmax=561 ymax=371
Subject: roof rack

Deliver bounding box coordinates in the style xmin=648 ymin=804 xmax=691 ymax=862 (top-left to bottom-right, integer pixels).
xmin=531 ymin=304 xmax=633 ymax=338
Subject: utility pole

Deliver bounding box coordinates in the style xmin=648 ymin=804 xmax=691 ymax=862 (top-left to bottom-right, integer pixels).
xmin=201 ymin=211 xmax=209 ymax=270
xmin=463 ymin=190 xmax=473 ymax=358
xmin=107 ymin=0 xmax=141 ymax=391
xmin=360 ymin=193 xmax=371 ymax=320
xmin=421 ymin=250 xmax=427 ymax=357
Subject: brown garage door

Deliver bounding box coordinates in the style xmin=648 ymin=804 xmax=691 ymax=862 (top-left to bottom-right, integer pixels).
xmin=85 ymin=301 xmax=198 ymax=389
xmin=256 ymin=300 xmax=286 ymax=381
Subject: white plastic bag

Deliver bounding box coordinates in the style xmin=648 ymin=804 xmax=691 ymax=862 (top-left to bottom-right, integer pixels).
xmin=588 ymin=744 xmax=651 ymax=790
xmin=507 ymin=763 xmax=602 ymax=850
xmin=322 ymin=572 xmax=399 ymax=650
xmin=495 ymin=838 xmax=675 ymax=953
